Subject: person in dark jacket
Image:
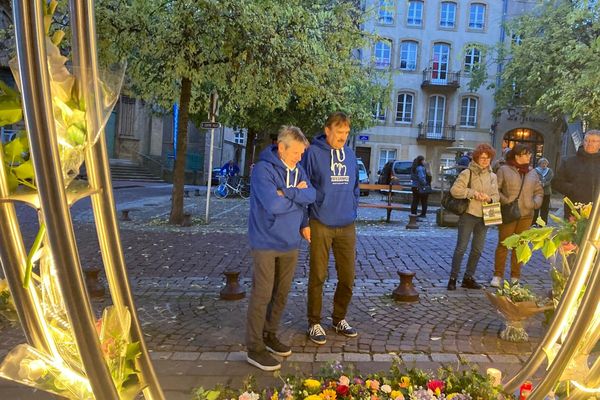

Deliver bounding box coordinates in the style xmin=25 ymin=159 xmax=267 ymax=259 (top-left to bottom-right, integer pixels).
xmin=532 ymin=157 xmax=553 ymax=225
xmin=410 ymin=155 xmax=429 ymax=217
xmin=246 ymin=126 xmax=315 ymax=371
xmin=301 ymin=112 xmax=360 ymax=345
xmin=553 ymin=130 xmax=600 ymax=218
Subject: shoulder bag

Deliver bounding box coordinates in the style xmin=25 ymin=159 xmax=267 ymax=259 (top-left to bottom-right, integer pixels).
xmin=500 ymin=175 xmax=524 ymax=224
xmin=441 ymin=170 xmax=471 ymax=215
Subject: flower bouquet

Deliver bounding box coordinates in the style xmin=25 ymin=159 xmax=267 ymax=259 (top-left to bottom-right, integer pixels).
xmin=194 ymin=360 xmax=512 ymax=400
xmin=485 ymin=281 xmax=552 ymax=342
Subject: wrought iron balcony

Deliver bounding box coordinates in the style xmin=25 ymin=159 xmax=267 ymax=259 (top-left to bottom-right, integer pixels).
xmin=417 ymin=122 xmax=456 ymax=141
xmin=421 ymin=68 xmax=460 ymax=90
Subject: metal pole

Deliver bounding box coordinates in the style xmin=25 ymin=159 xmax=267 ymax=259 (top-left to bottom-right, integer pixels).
xmin=12 ymin=0 xmax=118 ymax=397
xmin=205 ymin=123 xmax=216 ymax=223
xmin=67 ymin=1 xmax=165 ymax=398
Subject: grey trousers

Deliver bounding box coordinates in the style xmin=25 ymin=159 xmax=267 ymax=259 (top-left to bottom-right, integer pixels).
xmin=245 ymin=249 xmax=298 ymax=352
xmin=450 ymin=213 xmax=488 ymax=280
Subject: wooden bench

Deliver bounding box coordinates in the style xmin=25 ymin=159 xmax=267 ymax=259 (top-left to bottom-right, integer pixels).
xmin=358 ymin=183 xmax=411 ymax=222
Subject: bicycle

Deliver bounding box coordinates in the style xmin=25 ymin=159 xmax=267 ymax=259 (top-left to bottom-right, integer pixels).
xmin=214 ymin=175 xmax=250 ymax=199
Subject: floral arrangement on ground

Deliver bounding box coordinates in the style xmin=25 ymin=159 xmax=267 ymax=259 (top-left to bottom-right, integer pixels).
xmin=193 ymin=361 xmax=516 ymax=400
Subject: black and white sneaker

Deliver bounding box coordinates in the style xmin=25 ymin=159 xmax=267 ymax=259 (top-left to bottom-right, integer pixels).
xmin=264 ymin=333 xmax=292 ymax=357
xmin=334 ymin=319 xmax=358 ymax=337
xmin=246 ymin=350 xmax=281 ymax=371
xmin=307 ymin=323 xmax=327 ymax=345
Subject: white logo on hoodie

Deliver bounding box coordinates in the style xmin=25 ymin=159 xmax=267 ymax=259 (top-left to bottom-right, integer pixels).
xmin=330 ymin=149 xmax=349 ymax=184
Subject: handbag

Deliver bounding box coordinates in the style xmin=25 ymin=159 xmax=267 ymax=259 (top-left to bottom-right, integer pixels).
xmin=418 ymin=184 xmax=433 ymax=194
xmin=483 ymin=202 xmax=503 ymax=226
xmin=500 ymin=176 xmax=525 ymax=224
xmin=441 ymin=170 xmax=471 ymax=215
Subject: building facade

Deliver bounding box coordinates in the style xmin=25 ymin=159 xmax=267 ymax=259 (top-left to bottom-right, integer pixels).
xmin=358 ymin=0 xmax=564 ymax=185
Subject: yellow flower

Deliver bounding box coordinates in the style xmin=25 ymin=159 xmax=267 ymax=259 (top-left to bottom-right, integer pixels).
xmin=390 ymin=390 xmax=404 ymax=400
xmin=271 ymin=392 xmax=279 ymax=400
xmin=0 ymin=279 xmax=8 ymax=292
xmin=446 ymin=394 xmax=458 ymax=400
xmin=304 ymin=379 xmax=322 ymax=393
xmin=580 ymin=203 xmax=592 ymax=219
xmin=319 ymin=389 xmax=337 ymax=400
xmin=305 ymin=395 xmax=321 ymax=400
xmin=399 ymin=376 xmax=410 ymax=388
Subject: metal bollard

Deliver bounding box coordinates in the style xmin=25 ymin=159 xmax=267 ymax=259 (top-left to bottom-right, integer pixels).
xmin=405 ymin=214 xmax=419 ymax=229
xmin=393 ymin=270 xmax=420 ymax=302
xmin=220 ymin=271 xmax=246 ymax=300
xmin=120 ymin=209 xmax=131 ymax=221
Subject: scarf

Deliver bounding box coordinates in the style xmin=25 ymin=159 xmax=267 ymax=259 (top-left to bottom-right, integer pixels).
xmin=507 ymin=159 xmax=530 ymax=175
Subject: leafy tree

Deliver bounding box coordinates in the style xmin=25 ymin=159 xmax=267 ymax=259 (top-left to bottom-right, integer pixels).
xmin=96 ymin=0 xmax=388 ymax=224
xmin=493 ymin=0 xmax=600 ymax=126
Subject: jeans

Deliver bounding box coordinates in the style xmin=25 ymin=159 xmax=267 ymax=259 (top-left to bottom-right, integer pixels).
xmin=246 ymin=249 xmax=298 ymax=352
xmin=450 ymin=213 xmax=488 ymax=280
xmin=494 ymin=216 xmax=533 ymax=279
xmin=411 ymin=188 xmax=429 ymax=216
xmin=307 ymin=219 xmax=356 ymax=325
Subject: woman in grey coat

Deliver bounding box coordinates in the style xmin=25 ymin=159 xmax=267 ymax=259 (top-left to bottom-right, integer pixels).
xmin=491 ymin=144 xmax=543 ymax=288
xmin=447 ymin=144 xmax=500 ymax=290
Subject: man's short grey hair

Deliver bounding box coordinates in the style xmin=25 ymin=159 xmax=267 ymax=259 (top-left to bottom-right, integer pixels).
xmin=537 ymin=157 xmax=549 ymax=166
xmin=277 ymin=125 xmax=309 ymax=148
xmin=585 ymin=129 xmax=600 ymax=138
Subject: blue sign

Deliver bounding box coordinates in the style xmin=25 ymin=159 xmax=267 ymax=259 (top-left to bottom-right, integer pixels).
xmin=358 ymin=135 xmax=369 ymax=141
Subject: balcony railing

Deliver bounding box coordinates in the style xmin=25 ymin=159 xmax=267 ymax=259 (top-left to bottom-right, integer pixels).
xmin=417 ymin=122 xmax=456 ymax=141
xmin=421 ymin=68 xmax=460 ymax=89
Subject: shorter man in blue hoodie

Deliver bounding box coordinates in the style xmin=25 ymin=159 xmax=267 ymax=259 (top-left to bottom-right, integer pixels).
xmin=301 ymin=112 xmax=360 ymax=345
xmin=246 ymin=126 xmax=315 ymax=371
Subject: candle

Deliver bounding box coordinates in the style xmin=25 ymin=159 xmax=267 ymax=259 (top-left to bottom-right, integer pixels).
xmin=487 ymin=368 xmax=502 ymax=386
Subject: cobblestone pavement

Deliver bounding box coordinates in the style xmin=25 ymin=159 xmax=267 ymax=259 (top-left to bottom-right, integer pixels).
xmin=0 ymin=182 xmax=562 ymax=398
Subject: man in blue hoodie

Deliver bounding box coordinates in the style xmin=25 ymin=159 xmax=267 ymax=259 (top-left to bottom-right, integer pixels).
xmin=246 ymin=126 xmax=315 ymax=371
xmin=301 ymin=112 xmax=360 ymax=345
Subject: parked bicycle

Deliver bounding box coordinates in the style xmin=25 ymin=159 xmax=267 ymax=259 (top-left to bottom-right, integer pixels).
xmin=214 ymin=175 xmax=250 ymax=199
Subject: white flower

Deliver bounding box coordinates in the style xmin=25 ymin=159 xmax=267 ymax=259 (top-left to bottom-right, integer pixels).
xmin=381 ymin=384 xmax=392 ymax=394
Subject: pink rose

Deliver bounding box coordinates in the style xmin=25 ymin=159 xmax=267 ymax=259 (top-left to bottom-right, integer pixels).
xmin=338 ymin=376 xmax=350 ymax=386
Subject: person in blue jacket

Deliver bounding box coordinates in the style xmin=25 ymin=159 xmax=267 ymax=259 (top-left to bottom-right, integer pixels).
xmin=246 ymin=126 xmax=315 ymax=371
xmin=301 ymin=112 xmax=360 ymax=345
xmin=220 ymin=160 xmax=240 ymax=177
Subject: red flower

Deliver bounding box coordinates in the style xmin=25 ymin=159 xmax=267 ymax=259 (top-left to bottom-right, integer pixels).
xmin=427 ymin=380 xmax=445 ymax=394
xmin=336 ymin=385 xmax=349 ymax=397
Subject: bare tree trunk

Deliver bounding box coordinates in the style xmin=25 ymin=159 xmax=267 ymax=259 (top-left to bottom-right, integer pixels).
xmin=169 ymin=77 xmax=192 ymax=225
xmin=244 ymin=128 xmax=257 ymax=175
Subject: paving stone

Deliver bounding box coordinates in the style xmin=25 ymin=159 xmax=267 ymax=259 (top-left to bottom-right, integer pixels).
xmin=488 ymin=354 xmax=521 ymax=364
xmin=343 ymin=353 xmax=372 ymax=362
xmin=150 ymin=351 xmax=173 ymax=360
xmin=430 ymin=353 xmax=459 ymax=363
xmin=401 ymin=353 xmax=430 ymax=362
xmin=288 ymin=353 xmax=314 ymax=362
xmin=373 ymin=353 xmax=399 ymax=362
xmin=316 ymin=353 xmax=343 ymax=362
xmin=226 ymin=351 xmax=247 ymax=361
xmin=460 ymin=354 xmax=490 ymax=364
xmin=199 ymin=352 xmax=229 ymax=361
xmin=171 ymin=351 xmax=201 ymax=361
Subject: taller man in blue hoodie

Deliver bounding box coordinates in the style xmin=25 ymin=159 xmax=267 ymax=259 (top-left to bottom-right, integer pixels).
xmin=246 ymin=126 xmax=315 ymax=371
xmin=301 ymin=112 xmax=360 ymax=345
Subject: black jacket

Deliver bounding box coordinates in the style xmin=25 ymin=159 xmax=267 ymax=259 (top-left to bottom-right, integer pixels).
xmin=552 ymin=147 xmax=600 ymax=204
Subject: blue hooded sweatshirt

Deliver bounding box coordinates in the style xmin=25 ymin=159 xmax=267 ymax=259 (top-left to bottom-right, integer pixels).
xmin=248 ymin=145 xmax=316 ymax=251
xmin=301 ymin=134 xmax=359 ymax=227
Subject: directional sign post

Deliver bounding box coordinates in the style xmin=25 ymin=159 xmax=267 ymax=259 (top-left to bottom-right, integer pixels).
xmin=205 ymin=90 xmax=219 ymax=224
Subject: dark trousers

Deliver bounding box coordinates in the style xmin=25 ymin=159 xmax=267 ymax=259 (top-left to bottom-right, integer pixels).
xmin=450 ymin=213 xmax=488 ymax=280
xmin=494 ymin=216 xmax=533 ymax=279
xmin=411 ymin=188 xmax=428 ymax=216
xmin=533 ymin=194 xmax=551 ymax=224
xmin=246 ymin=249 xmax=298 ymax=352
xmin=307 ymin=219 xmax=356 ymax=325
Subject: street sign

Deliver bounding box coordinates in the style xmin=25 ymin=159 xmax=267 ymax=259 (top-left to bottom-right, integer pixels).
xmin=200 ymin=121 xmax=221 ymax=129
xmin=358 ymin=135 xmax=369 ymax=141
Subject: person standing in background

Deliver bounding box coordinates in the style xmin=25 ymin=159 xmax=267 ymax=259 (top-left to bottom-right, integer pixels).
xmin=532 ymin=157 xmax=553 ymax=225
xmin=410 ymin=155 xmax=429 ymax=218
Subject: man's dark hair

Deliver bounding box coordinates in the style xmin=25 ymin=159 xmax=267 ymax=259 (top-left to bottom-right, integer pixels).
xmin=506 ymin=143 xmax=531 ymax=161
xmin=325 ymin=112 xmax=351 ymax=128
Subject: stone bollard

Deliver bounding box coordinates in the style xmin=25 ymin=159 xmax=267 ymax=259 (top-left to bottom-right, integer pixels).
xmin=194 ymin=189 xmax=201 ymax=196
xmin=220 ymin=270 xmax=246 ymax=300
xmin=392 ymin=270 xmax=419 ymax=302
xmin=405 ymin=214 xmax=419 ymax=229
xmin=120 ymin=209 xmax=131 ymax=221
xmin=181 ymin=213 xmax=193 ymax=227
xmin=84 ymin=267 xmax=105 ymax=298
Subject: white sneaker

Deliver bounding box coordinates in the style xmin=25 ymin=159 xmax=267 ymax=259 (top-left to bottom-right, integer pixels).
xmin=490 ymin=276 xmax=502 ymax=288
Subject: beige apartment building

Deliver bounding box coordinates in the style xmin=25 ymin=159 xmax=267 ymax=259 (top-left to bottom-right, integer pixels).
xmin=357 ymin=0 xmax=563 ymax=185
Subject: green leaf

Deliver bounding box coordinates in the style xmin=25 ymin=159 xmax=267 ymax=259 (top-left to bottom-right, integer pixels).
xmin=2 ymin=137 xmax=27 ymax=162
xmin=502 ymin=234 xmax=521 ymax=249
xmin=24 ymin=224 xmax=46 ymax=288
xmin=515 ymin=243 xmax=532 ymax=264
xmin=125 ymin=342 xmax=141 ymax=360
xmin=5 ymin=170 xmax=18 ymax=192
xmin=11 ymin=160 xmax=34 ymax=180
xmin=206 ymin=391 xmax=221 ymax=400
xmin=67 ymin=125 xmax=86 ymax=146
xmin=542 ymin=239 xmax=557 ymax=259
xmin=0 ymin=81 xmax=23 ymax=127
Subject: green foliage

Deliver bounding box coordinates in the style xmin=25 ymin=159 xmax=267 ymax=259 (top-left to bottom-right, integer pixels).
xmin=95 ymin=0 xmax=387 ymax=135
xmin=496 ymin=280 xmax=538 ymax=303
xmin=494 ymin=0 xmax=600 ymax=126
